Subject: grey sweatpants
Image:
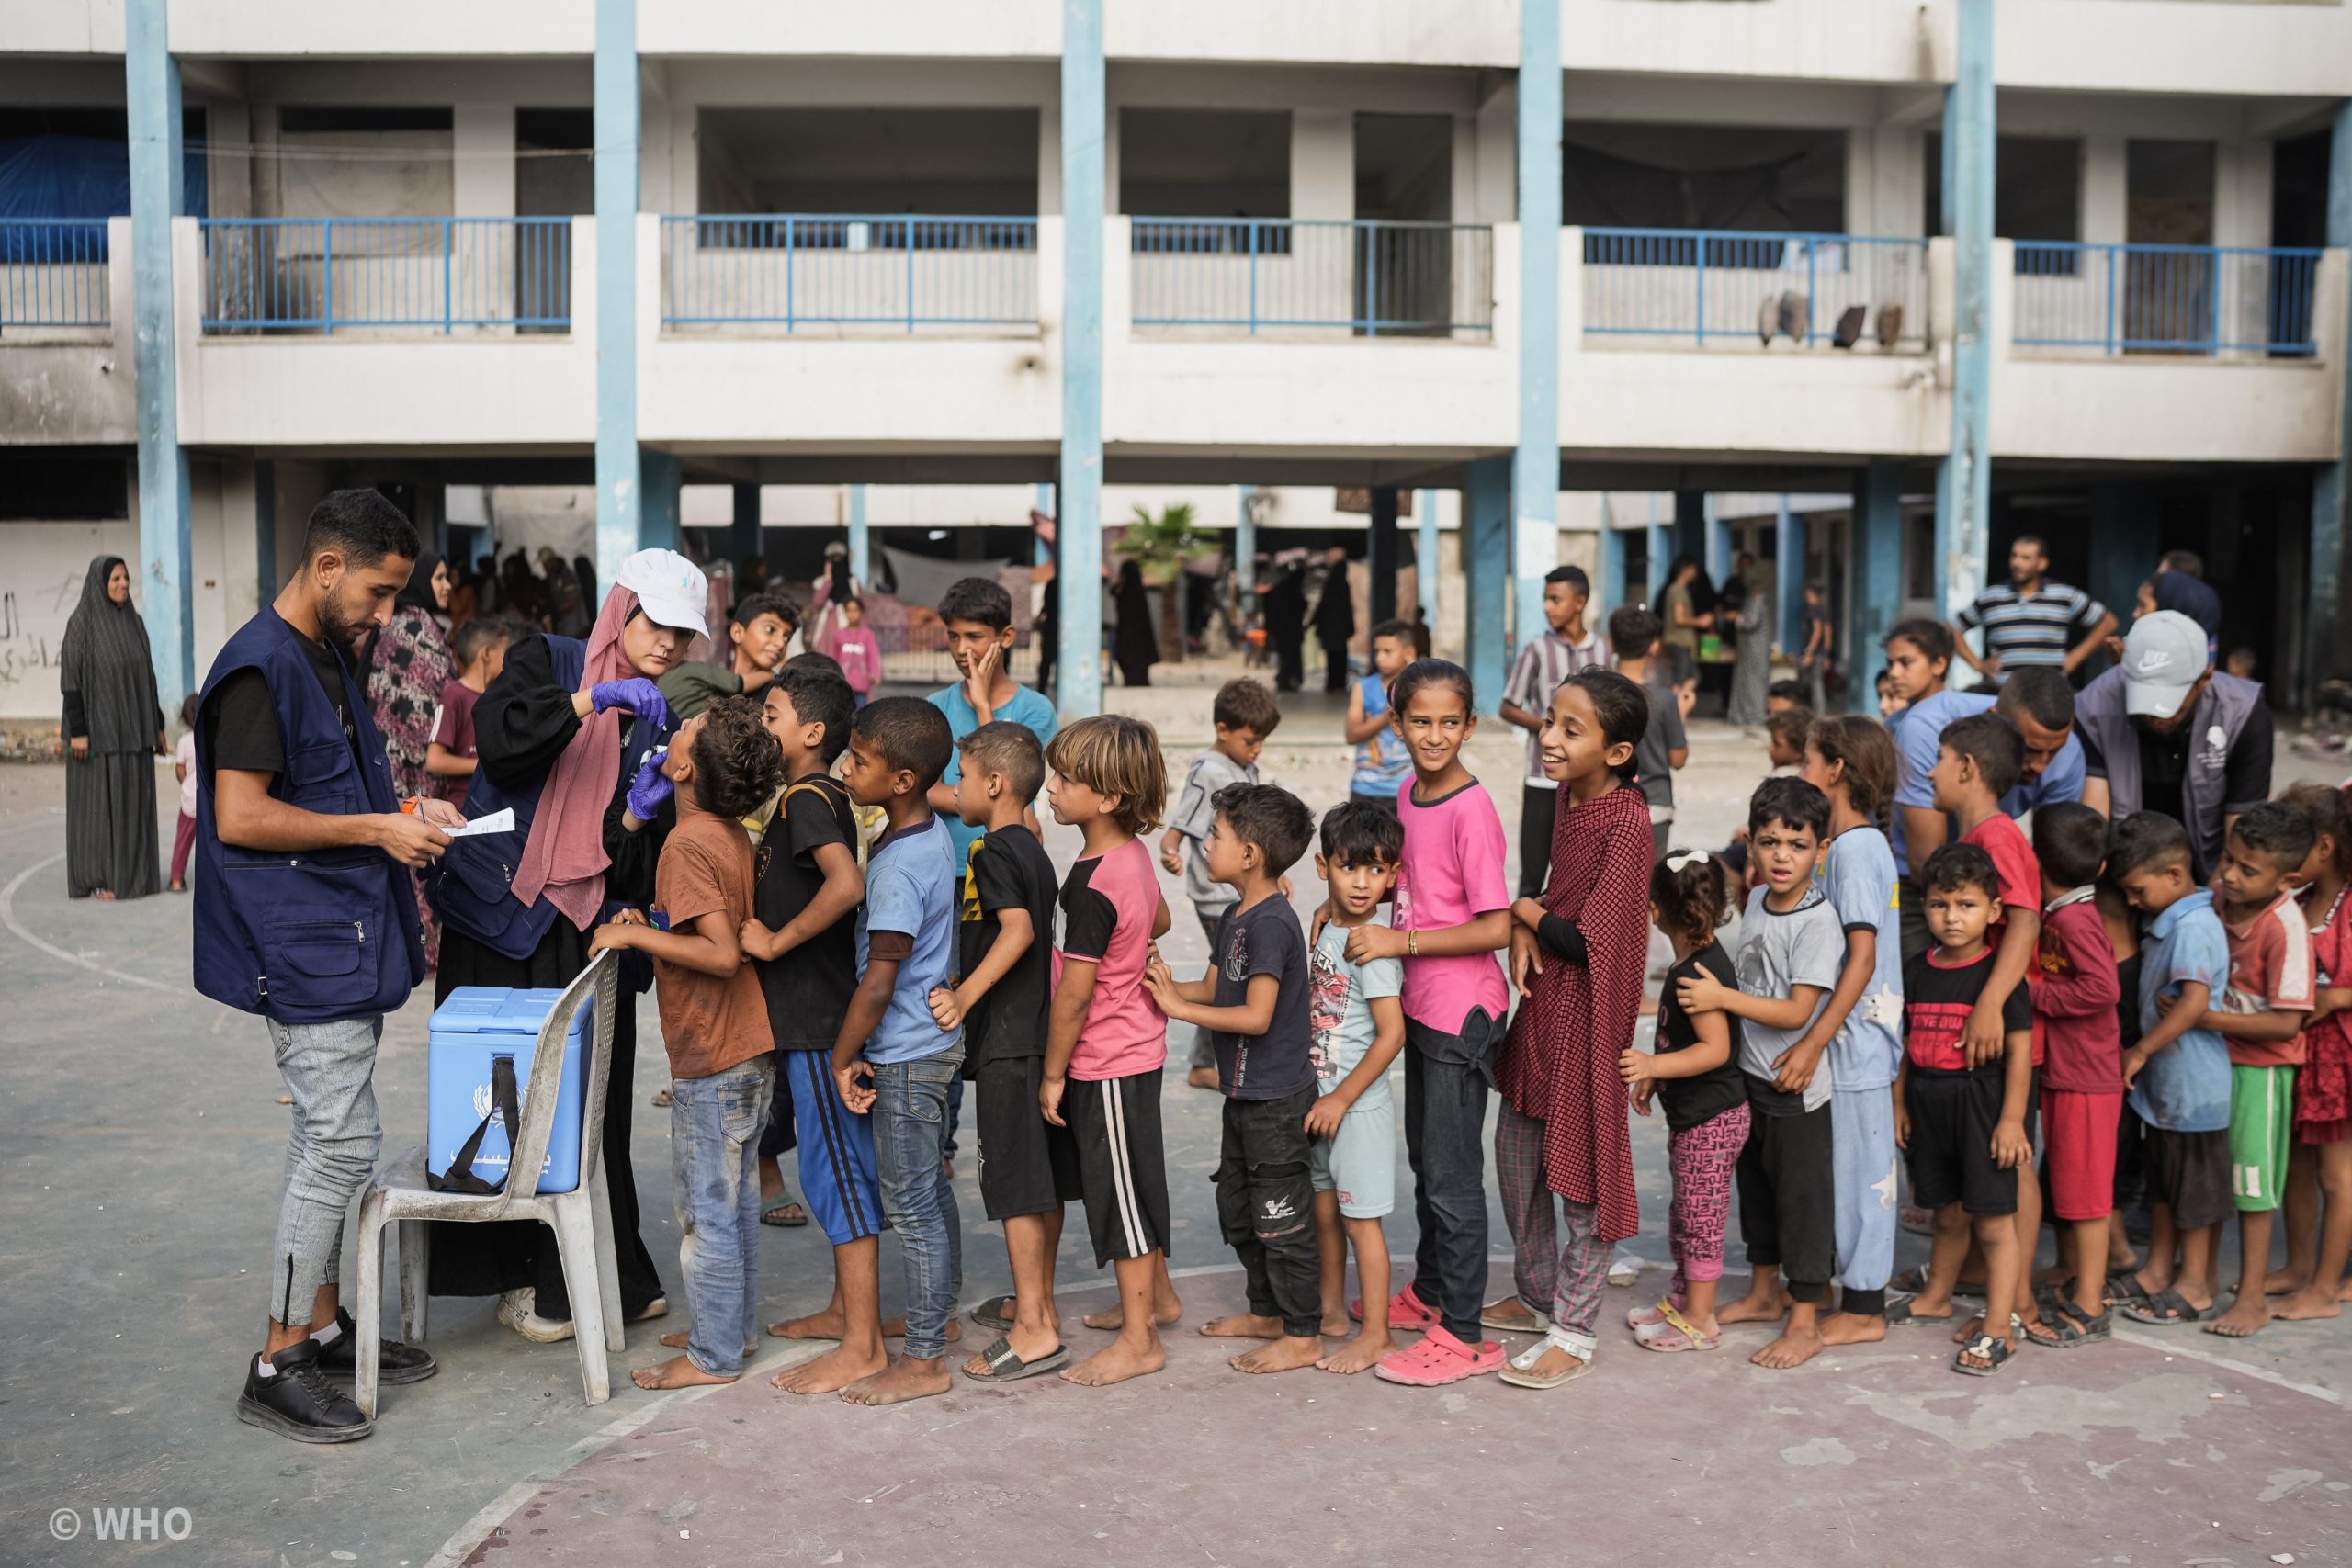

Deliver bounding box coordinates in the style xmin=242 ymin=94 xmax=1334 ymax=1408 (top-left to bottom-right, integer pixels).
xmin=266 ymin=1014 xmax=385 ymax=1327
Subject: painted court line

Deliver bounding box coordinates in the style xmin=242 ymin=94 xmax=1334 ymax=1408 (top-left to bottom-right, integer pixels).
xmin=2113 ymin=1322 xmax=2345 ymax=1406
xmin=0 ymin=852 xmax=175 ymax=991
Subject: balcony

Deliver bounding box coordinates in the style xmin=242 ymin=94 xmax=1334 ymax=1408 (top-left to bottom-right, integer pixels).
xmin=1 ymin=220 xmax=111 ymax=331
xmin=658 ymin=215 xmax=1038 ymax=337
xmin=198 ymin=217 xmax=573 ymax=335
xmin=0 ymin=216 xmax=134 ymax=446
xmin=1128 ymin=218 xmax=1494 ymax=339
xmin=1580 ymin=229 xmax=1928 ymax=353
xmin=2011 ymin=242 xmax=2324 ymax=358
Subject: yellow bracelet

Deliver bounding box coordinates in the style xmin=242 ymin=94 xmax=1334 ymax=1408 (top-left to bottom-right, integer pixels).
xmin=1408 ymin=930 xmax=1419 ymax=957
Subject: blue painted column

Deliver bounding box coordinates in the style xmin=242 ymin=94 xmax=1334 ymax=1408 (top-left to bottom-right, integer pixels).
xmin=1464 ymin=457 xmax=1512 ymax=712
xmin=1645 ymin=493 xmax=1669 ymax=604
xmin=1415 ymin=487 xmax=1440 ymax=627
xmin=639 ymin=452 xmax=680 ymax=550
xmin=1849 ymin=463 xmax=1904 ymax=713
xmin=127 ymin=0 xmax=192 ymax=709
xmin=1936 ymin=0 xmax=1995 ymax=620
xmin=1596 ymin=523 xmax=1626 ymax=621
xmin=848 ymin=482 xmax=870 ymax=585
xmin=1704 ymin=499 xmax=1731 ymax=589
xmin=594 ymin=0 xmax=640 ymax=584
xmin=2309 ymin=100 xmax=2352 ymax=708
xmin=1774 ymin=496 xmax=1805 ymax=656
xmin=1034 ymin=480 xmax=1054 ymax=566
xmin=1235 ymin=484 xmax=1257 ymax=602
xmin=1513 ymin=0 xmax=1564 ymax=653
xmin=1057 ymin=0 xmax=1105 ymax=719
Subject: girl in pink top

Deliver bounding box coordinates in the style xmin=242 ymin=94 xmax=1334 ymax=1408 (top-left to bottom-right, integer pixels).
xmin=1340 ymin=659 xmax=1513 ymax=1386
xmin=815 ymin=596 xmax=884 ymax=702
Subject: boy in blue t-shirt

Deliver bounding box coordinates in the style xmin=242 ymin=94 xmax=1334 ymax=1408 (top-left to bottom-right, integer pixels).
xmin=774 ymin=697 xmax=966 ymax=1406
xmin=927 ymin=576 xmax=1058 ymax=871
xmin=1340 ymin=620 xmax=1413 ymax=813
xmin=2110 ymin=811 xmax=2233 ymax=1326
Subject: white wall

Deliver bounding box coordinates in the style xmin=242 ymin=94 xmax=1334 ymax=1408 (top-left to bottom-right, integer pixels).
xmin=0 ymin=517 xmax=139 ymax=722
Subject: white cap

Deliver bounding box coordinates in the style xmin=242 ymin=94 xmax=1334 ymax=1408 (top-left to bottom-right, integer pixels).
xmin=616 ymin=548 xmax=708 ymax=638
xmin=2120 ymin=609 xmax=2210 ymax=718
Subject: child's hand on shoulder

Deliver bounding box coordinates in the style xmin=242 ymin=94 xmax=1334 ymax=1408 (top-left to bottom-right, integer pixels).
xmin=927 ymin=986 xmax=965 ymax=1031
xmin=833 ymin=1058 xmax=876 ymax=1116
xmin=1303 ymin=1090 xmax=1351 ymax=1142
xmin=1990 ymin=1117 xmax=2030 ymax=1170
xmin=1343 ymin=924 xmax=1407 ymax=964
xmin=1674 ymin=968 xmax=1728 ymax=1015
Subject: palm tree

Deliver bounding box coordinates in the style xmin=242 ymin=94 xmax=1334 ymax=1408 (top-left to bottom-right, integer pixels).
xmin=1116 ymin=502 xmax=1214 ymax=666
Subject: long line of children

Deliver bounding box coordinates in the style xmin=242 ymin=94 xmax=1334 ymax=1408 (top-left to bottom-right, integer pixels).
xmin=606 ymin=570 xmax=2349 ymax=1402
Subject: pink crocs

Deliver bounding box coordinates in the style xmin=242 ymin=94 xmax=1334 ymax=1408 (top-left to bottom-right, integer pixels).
xmin=1373 ymin=1325 xmax=1504 ymax=1386
xmin=1351 ymin=1282 xmax=1440 ymax=1332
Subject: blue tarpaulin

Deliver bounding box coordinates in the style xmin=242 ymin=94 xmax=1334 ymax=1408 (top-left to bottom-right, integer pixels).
xmin=0 ymin=134 xmax=208 ymax=258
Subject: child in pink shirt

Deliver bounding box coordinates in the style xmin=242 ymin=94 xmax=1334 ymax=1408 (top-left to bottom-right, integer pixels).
xmin=817 ymin=597 xmax=883 ymax=704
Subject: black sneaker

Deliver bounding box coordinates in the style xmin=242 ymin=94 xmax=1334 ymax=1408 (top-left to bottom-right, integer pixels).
xmin=235 ymin=1339 xmax=375 ymax=1444
xmin=312 ymin=1308 xmax=438 ymax=1386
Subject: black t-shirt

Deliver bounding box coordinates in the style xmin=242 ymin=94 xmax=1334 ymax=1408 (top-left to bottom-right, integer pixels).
xmin=1211 ymin=895 xmax=1315 ymax=1100
xmin=203 ymin=628 xmax=357 ymax=783
xmin=958 ymin=825 xmax=1057 ymax=1072
xmin=752 ymin=773 xmax=860 ymax=1051
xmin=1901 ymin=946 xmax=2033 ymax=1078
xmin=2080 ymin=706 xmax=2274 ymax=881
xmin=1655 ymin=941 xmax=1747 ymax=1132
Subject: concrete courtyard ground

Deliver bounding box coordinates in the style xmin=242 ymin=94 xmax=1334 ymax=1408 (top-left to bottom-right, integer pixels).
xmin=6 ymin=668 xmax=2351 ymax=1567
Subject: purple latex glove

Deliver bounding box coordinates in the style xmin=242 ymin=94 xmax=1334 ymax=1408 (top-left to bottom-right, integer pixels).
xmin=626 ymin=751 xmax=673 ymax=822
xmin=590 ymin=678 xmax=673 ymax=732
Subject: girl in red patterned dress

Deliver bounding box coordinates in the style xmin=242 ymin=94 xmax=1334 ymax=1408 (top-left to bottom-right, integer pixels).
xmin=1492 ymin=669 xmax=1657 ymax=1389
xmin=2272 ymin=782 xmax=2352 ymax=1320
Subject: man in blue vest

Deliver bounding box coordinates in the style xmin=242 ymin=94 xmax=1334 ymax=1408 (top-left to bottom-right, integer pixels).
xmin=196 ymin=490 xmax=459 ymax=1443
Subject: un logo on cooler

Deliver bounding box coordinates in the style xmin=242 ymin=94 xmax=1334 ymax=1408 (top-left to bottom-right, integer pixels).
xmin=471 ymin=1080 xmax=508 ymax=1129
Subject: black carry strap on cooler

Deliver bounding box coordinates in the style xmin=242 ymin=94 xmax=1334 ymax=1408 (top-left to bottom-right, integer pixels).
xmin=428 ymin=1055 xmax=523 ymax=1194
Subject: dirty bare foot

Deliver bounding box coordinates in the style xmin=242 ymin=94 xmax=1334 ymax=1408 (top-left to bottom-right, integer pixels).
xmin=771 ymin=1342 xmax=888 ymax=1394
xmin=1060 ymin=1337 xmax=1166 ymax=1387
xmin=769 ymin=1307 xmax=848 ymax=1340
xmin=1083 ymin=1297 xmax=1182 ymax=1332
xmin=1317 ymin=1332 xmax=1392 ymax=1374
xmin=1816 ymin=1312 xmax=1887 ymax=1347
xmin=2273 ymin=1285 xmax=2343 ymax=1321
xmin=2263 ymin=1266 xmax=2310 ymax=1296
xmin=659 ymin=1327 xmax=753 ymax=1358
xmin=1187 ymin=1065 xmax=1220 ymax=1091
xmin=1751 ymin=1324 xmax=1825 ymax=1370
xmin=630 ymin=1354 xmax=736 ymax=1391
xmin=2205 ymin=1292 xmax=2273 ymax=1338
xmin=1200 ymin=1313 xmax=1284 ymax=1340
xmin=1718 ymin=1281 xmax=1791 ymax=1325
xmin=881 ymin=1314 xmax=959 ymax=1343
xmin=840 ymin=1354 xmax=952 ymax=1405
xmin=1231 ymin=1334 xmax=1324 ymax=1374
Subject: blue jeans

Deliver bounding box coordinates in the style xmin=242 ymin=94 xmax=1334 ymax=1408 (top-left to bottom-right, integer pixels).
xmin=871 ymin=1046 xmax=966 ymax=1360
xmin=668 ymin=1055 xmax=774 ymax=1376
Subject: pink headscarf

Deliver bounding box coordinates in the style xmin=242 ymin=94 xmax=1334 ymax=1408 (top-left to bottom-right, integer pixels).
xmin=512 ymin=585 xmax=643 ymax=930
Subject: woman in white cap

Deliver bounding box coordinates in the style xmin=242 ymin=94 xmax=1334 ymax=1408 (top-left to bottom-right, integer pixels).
xmin=424 ymin=547 xmax=710 ymax=1342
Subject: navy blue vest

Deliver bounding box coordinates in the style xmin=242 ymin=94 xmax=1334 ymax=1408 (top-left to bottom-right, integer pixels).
xmin=425 ymin=636 xmax=587 ymax=960
xmin=193 ymin=606 xmax=424 ymax=1022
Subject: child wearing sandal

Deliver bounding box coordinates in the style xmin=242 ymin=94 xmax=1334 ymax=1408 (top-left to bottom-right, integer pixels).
xmin=1620 ymin=848 xmax=1743 ymax=1353
xmin=1892 ymin=843 xmax=2034 ymax=1375
xmin=1489 ymin=670 xmax=1656 ymax=1389
xmin=2024 ymin=804 xmax=2123 ymax=1348
xmin=1340 ymin=660 xmax=1514 ymax=1388
xmin=2111 ymin=811 xmax=2233 ymax=1328
xmin=2270 ymin=783 xmax=2352 ymax=1323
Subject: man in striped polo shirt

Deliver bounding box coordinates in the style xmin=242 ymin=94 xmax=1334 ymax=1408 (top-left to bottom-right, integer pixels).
xmin=1951 ymin=536 xmax=2116 ymax=683
xmin=1498 ymin=564 xmax=1614 ymax=897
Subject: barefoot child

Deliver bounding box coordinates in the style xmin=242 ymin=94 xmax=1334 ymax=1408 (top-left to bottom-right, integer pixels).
xmin=1490 ymin=670 xmax=1655 ymax=1388
xmin=1302 ymin=800 xmax=1408 ymax=1373
xmin=2199 ymin=800 xmax=2318 ymax=1338
xmin=2111 ymin=812 xmax=2233 ymax=1326
xmin=2022 ymin=803 xmax=2122 ymax=1347
xmin=1146 ymin=784 xmax=1324 ymax=1374
xmin=1889 ymin=843 xmax=2034 ymax=1374
xmin=1621 ymin=850 xmax=1742 ymax=1352
xmin=1675 ymin=778 xmax=1843 ymax=1370
xmin=1344 ymin=660 xmax=1514 ymax=1387
xmin=1043 ymin=715 xmax=1179 ymax=1386
xmin=2270 ymin=783 xmax=2352 ymax=1321
xmin=1159 ymin=678 xmax=1281 ymax=1090
xmin=739 ymin=669 xmax=865 ymax=1289
xmin=931 ymin=723 xmax=1077 ymax=1382
xmin=589 ymin=698 xmax=785 ymax=1391
xmin=1793 ymin=716 xmax=1906 ymax=1346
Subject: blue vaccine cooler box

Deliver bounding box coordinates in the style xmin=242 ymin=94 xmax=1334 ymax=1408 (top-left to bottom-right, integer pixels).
xmin=427 ymin=987 xmax=590 ymax=1195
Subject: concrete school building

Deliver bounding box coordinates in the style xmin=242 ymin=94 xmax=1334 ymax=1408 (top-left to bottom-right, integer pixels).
xmin=1 ymin=0 xmax=2347 ymax=723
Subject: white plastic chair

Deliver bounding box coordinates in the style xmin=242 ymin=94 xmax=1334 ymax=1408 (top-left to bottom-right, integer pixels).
xmin=353 ymin=951 xmax=625 ymax=1414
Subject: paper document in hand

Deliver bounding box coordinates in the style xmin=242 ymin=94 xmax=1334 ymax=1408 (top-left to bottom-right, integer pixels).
xmin=445 ymin=808 xmax=516 ymax=839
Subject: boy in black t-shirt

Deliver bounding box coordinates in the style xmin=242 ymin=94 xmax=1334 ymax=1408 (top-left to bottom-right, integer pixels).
xmin=1892 ymin=841 xmax=2034 ymax=1376
xmin=1144 ymin=783 xmax=1321 ymax=1374
xmin=927 ymin=722 xmax=1077 ymax=1383
xmin=738 ymin=669 xmax=876 ymax=1304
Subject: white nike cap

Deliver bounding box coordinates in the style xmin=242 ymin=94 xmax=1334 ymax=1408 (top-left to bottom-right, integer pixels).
xmin=615 ymin=548 xmax=709 ymax=638
xmin=2120 ymin=609 xmax=2210 ymax=718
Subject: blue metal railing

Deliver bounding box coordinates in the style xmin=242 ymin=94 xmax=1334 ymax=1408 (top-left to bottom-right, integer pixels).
xmin=660 ymin=215 xmax=1037 ymax=329
xmin=2012 ymin=241 xmax=2323 ymax=355
xmin=0 ymin=220 xmax=110 ymax=329
xmin=199 ymin=217 xmax=572 ymax=333
xmin=1129 ymin=218 xmax=1493 ymax=336
xmin=1582 ymin=229 xmax=1929 ymax=348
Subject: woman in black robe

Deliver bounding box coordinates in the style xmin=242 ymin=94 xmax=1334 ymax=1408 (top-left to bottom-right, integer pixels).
xmin=61 ymin=556 xmax=164 ymax=900
xmin=1113 ymin=558 xmax=1158 ymax=686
